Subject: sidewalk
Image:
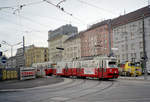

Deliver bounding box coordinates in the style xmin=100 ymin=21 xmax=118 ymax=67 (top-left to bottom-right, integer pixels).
xmin=0 ymin=76 xmax=64 ymax=90
xmin=118 ymin=75 xmax=150 ymax=81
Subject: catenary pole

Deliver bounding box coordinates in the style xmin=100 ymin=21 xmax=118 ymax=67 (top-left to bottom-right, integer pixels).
xmin=142 ymin=14 xmax=147 ymax=80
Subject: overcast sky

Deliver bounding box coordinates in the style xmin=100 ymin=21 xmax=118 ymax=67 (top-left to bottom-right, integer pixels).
xmin=0 ymin=0 xmax=148 ymax=57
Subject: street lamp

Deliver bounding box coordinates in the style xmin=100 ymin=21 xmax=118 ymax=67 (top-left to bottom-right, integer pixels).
xmin=1 ymin=41 xmax=22 ymax=68
xmin=2 ymin=41 xmax=22 ymax=57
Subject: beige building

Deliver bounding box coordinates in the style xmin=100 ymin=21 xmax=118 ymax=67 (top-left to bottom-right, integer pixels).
xmin=63 ymin=34 xmax=81 ymax=61
xmin=48 ymin=24 xmax=78 ymax=63
xmin=25 ymin=45 xmax=49 ymax=67
xmin=48 ymin=34 xmax=68 ymax=62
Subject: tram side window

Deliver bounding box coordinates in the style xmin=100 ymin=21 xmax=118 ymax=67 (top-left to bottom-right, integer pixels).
xmin=99 ymin=60 xmax=103 ymax=68
xmin=65 ymin=63 xmax=68 ymax=69
xmin=76 ymin=62 xmax=81 ymax=68
xmin=67 ymin=62 xmax=72 ymax=68
xmin=103 ymin=61 xmax=106 ymax=68
xmin=88 ymin=60 xmax=98 ymax=68
xmin=82 ymin=61 xmax=88 ymax=68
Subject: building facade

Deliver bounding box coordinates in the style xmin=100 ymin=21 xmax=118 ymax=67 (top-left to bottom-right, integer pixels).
xmin=15 ymin=45 xmax=35 ymax=68
xmin=25 ymin=45 xmax=49 ymax=67
xmin=48 ymin=24 xmax=78 ymax=62
xmin=5 ymin=56 xmax=17 ymax=68
xmin=112 ymin=6 xmax=150 ymax=65
xmin=16 ymin=47 xmax=24 ymax=68
xmin=63 ymin=33 xmax=81 ymax=61
xmin=80 ymin=20 xmax=113 ymax=58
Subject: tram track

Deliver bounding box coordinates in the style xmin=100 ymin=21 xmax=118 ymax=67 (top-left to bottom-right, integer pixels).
xmin=52 ymin=79 xmax=102 ymax=96
xmin=40 ymin=78 xmax=86 ymax=93
xmin=62 ymin=80 xmax=114 ymax=102
xmin=32 ymin=79 xmax=102 ymax=102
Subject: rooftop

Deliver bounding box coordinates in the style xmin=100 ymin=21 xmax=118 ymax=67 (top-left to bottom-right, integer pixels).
xmin=112 ymin=6 xmax=150 ymax=28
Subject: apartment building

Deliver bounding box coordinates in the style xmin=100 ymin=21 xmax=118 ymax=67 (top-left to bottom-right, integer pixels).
xmin=63 ymin=33 xmax=81 ymax=61
xmin=80 ymin=20 xmax=113 ymax=58
xmin=48 ymin=24 xmax=78 ymax=63
xmin=25 ymin=45 xmax=49 ymax=67
xmin=112 ymin=6 xmax=150 ymax=64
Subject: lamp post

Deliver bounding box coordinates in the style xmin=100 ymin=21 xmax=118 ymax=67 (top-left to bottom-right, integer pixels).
xmin=142 ymin=14 xmax=148 ymax=80
xmin=1 ymin=41 xmax=22 ymax=68
xmin=2 ymin=41 xmax=22 ymax=57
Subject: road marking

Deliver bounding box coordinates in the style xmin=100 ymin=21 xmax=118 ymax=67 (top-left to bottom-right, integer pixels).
xmin=51 ymin=97 xmax=70 ymax=101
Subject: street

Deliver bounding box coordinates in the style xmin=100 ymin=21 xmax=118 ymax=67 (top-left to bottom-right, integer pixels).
xmin=1 ymin=77 xmax=150 ymax=102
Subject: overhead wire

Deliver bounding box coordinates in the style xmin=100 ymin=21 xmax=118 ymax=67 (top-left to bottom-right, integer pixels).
xmin=1 ymin=0 xmax=88 ymax=29
xmin=0 ymin=12 xmax=47 ymax=33
xmin=0 ymin=7 xmax=14 ymax=10
xmin=1 ymin=10 xmax=50 ymax=29
xmin=13 ymin=0 xmax=44 ymax=14
xmin=57 ymin=0 xmax=66 ymax=6
xmin=77 ymin=0 xmax=118 ymax=15
xmin=43 ymin=0 xmax=87 ymax=26
xmin=1 ymin=8 xmax=72 ymax=32
xmin=1 ymin=0 xmax=87 ymax=26
xmin=43 ymin=0 xmax=73 ymax=16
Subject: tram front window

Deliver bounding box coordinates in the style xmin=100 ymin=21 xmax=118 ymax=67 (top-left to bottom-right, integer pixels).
xmin=108 ymin=62 xmax=117 ymax=68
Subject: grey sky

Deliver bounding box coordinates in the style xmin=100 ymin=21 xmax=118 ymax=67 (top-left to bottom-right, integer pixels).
xmin=0 ymin=0 xmax=148 ymax=57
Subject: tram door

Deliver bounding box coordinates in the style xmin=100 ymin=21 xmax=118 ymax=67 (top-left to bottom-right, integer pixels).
xmin=98 ymin=60 xmax=106 ymax=78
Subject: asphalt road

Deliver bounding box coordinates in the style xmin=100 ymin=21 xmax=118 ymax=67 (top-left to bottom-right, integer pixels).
xmin=0 ymin=77 xmax=150 ymax=102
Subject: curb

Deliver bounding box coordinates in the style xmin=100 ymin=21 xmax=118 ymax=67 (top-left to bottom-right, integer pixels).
xmin=0 ymin=78 xmax=73 ymax=92
xmin=118 ymin=77 xmax=146 ymax=81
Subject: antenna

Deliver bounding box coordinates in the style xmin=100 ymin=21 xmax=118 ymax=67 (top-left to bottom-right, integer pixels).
xmin=124 ymin=9 xmax=126 ymax=15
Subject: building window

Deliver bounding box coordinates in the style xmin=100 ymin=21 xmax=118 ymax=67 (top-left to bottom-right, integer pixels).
xmin=122 ymin=54 xmax=125 ymax=59
xmin=139 ymin=42 xmax=143 ymax=48
xmin=134 ymin=53 xmax=136 ymax=58
xmin=115 ymin=37 xmax=118 ymax=41
xmin=126 ymin=45 xmax=128 ymax=51
xmin=131 ymin=32 xmax=134 ymax=40
xmin=140 ymin=52 xmax=144 ymax=58
xmin=131 ymin=43 xmax=134 ymax=50
xmin=131 ymin=53 xmax=133 ymax=58
xmin=126 ymin=54 xmax=128 ymax=61
xmin=121 ymin=45 xmax=124 ymax=52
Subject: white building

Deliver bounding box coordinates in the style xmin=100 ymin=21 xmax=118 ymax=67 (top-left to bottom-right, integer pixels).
xmin=112 ymin=6 xmax=150 ymax=71
xmin=63 ymin=33 xmax=81 ymax=61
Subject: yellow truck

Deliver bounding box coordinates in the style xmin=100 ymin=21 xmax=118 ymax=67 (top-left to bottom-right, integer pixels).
xmin=119 ymin=61 xmax=142 ymax=76
xmin=135 ymin=62 xmax=142 ymax=76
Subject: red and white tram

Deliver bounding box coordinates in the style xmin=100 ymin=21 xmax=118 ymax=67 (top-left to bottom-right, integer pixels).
xmin=33 ymin=57 xmax=119 ymax=80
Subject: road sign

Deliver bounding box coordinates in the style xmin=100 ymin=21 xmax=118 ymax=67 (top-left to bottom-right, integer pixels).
xmin=1 ymin=56 xmax=7 ymax=64
xmin=0 ymin=51 xmax=2 ymax=56
xmin=56 ymin=47 xmax=64 ymax=50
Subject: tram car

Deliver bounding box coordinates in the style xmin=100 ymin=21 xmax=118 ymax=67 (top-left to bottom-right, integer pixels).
xmin=32 ymin=57 xmax=119 ymax=80
xmin=54 ymin=57 xmax=119 ymax=79
xmin=44 ymin=62 xmax=55 ymax=76
xmin=32 ymin=62 xmax=54 ymax=77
